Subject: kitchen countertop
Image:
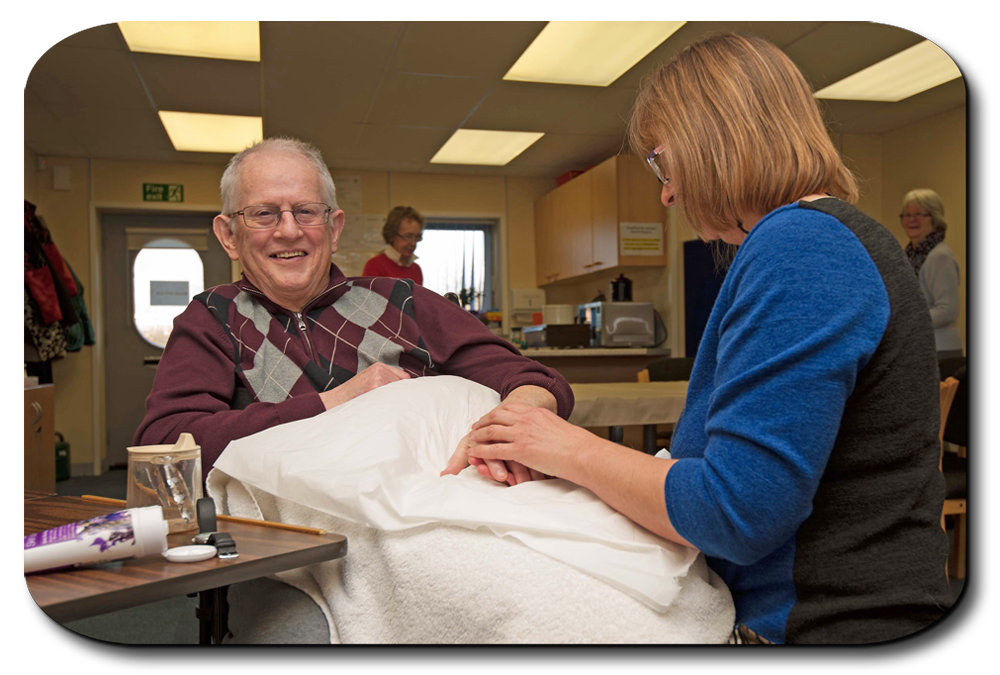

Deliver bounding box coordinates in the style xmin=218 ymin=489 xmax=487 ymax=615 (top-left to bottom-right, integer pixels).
xmin=520 ymin=347 xmax=671 ymax=357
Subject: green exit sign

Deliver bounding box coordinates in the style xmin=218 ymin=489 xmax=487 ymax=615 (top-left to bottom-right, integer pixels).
xmin=143 ymin=183 xmax=184 ymax=202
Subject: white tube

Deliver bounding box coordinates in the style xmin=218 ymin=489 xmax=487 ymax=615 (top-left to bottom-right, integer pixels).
xmin=24 ymin=506 xmax=169 ymax=574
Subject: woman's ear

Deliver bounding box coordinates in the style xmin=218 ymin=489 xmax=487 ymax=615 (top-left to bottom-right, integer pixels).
xmin=213 ymin=215 xmax=241 ymax=261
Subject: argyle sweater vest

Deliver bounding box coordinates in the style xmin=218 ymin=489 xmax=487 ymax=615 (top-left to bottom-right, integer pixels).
xmin=195 ymin=275 xmax=438 ymax=410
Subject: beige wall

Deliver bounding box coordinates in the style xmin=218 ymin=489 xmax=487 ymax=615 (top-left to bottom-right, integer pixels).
xmin=26 ymin=154 xmax=548 ymax=472
xmin=24 ymin=144 xmax=39 ymax=204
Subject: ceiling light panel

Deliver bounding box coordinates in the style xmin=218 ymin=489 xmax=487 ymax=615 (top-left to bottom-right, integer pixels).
xmin=430 ymin=130 xmax=545 ymax=166
xmin=118 ymin=21 xmax=260 ymax=62
xmin=814 ymin=40 xmax=961 ymax=102
xmin=158 ymin=111 xmax=263 ymax=153
xmin=504 ymin=21 xmax=686 ymax=87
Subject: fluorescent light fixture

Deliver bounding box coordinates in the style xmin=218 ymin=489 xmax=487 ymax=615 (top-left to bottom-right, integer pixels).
xmin=158 ymin=111 xmax=263 ymax=153
xmin=430 ymin=130 xmax=545 ymax=166
xmin=504 ymin=21 xmax=686 ymax=87
xmin=814 ymin=40 xmax=961 ymax=102
xmin=118 ymin=21 xmax=260 ymax=62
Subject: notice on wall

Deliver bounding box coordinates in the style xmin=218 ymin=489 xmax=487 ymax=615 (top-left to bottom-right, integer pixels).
xmin=143 ymin=183 xmax=184 ymax=202
xmin=619 ymin=222 xmax=664 ymax=256
xmin=150 ymin=281 xmax=189 ymax=306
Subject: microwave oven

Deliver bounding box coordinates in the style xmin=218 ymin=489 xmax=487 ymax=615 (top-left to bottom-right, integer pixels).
xmin=578 ymin=302 xmax=656 ymax=347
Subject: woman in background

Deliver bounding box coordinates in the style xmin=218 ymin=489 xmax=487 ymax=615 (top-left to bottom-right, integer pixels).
xmin=445 ymin=33 xmax=953 ymax=644
xmin=362 ymin=205 xmax=424 ymax=284
xmin=900 ymin=189 xmax=963 ymax=360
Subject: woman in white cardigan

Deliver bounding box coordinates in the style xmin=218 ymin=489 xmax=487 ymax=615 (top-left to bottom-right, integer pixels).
xmin=899 ymin=188 xmax=963 ymax=360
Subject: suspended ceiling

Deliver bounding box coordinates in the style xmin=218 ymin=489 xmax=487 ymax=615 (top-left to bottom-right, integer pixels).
xmin=24 ymin=21 xmax=967 ymax=178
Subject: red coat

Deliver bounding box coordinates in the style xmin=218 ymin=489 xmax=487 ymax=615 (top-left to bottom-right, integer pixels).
xmin=362 ymin=252 xmax=423 ymax=285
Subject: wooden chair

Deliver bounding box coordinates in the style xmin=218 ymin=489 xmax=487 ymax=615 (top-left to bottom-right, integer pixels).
xmin=636 ymin=358 xmax=695 ymax=453
xmin=939 ymin=377 xmax=966 ymax=578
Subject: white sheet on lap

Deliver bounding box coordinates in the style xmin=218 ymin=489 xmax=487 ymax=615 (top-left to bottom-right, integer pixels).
xmin=213 ymin=375 xmax=699 ymax=611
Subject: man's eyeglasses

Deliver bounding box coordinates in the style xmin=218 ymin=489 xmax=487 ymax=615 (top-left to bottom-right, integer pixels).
xmin=899 ymin=212 xmax=931 ymax=221
xmin=229 ymin=203 xmax=333 ymax=229
xmin=646 ymin=145 xmax=671 ymax=185
xmin=396 ymin=233 xmax=422 ymax=243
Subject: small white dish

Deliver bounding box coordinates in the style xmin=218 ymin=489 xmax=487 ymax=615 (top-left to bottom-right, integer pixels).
xmin=163 ymin=545 xmax=218 ymax=563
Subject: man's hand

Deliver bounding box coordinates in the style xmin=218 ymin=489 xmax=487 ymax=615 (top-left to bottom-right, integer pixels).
xmin=319 ymin=362 xmax=410 ymax=411
xmin=441 ymin=385 xmax=558 ymax=485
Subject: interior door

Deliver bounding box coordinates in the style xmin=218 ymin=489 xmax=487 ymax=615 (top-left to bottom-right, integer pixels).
xmin=102 ymin=212 xmax=231 ymax=468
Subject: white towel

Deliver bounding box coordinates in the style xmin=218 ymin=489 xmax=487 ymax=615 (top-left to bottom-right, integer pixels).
xmin=208 ymin=470 xmax=735 ymax=644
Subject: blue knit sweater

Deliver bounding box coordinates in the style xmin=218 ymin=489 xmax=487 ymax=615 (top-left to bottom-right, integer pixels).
xmin=665 ymin=199 xmax=952 ymax=644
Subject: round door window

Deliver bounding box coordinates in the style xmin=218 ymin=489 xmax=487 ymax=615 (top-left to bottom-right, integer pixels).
xmin=133 ymin=245 xmax=204 ymax=348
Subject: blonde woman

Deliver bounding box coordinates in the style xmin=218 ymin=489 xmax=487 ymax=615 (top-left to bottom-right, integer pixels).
xmin=900 ymin=189 xmax=962 ymax=359
xmin=444 ymin=33 xmax=952 ymax=644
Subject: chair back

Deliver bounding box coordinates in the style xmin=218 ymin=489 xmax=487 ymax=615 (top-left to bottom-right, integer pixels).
xmin=943 ymin=366 xmax=967 ymax=447
xmin=639 ymin=357 xmax=695 ymax=383
xmin=939 ymin=377 xmax=960 ymax=471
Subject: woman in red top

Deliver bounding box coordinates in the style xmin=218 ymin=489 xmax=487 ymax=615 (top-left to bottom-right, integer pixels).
xmin=362 ymin=206 xmax=424 ymax=284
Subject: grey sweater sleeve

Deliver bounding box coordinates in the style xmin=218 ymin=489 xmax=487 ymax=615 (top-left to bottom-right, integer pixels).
xmin=920 ymin=245 xmax=960 ymax=328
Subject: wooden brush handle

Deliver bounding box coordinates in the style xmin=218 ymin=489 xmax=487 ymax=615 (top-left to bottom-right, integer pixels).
xmin=80 ymin=495 xmax=327 ymax=535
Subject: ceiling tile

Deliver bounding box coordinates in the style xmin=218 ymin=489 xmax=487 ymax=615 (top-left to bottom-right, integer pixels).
xmin=133 ymin=53 xmax=261 ymax=116
xmin=365 ymin=73 xmax=494 ymax=128
xmin=48 ymin=104 xmax=176 ymax=158
xmin=393 ymin=22 xmax=545 ymax=77
xmin=349 ymin=125 xmax=454 ymax=163
xmin=262 ymin=22 xmax=403 ymax=74
xmin=54 ymin=23 xmax=127 ymax=50
xmin=612 ymin=21 xmax=824 ymax=90
xmin=25 ymin=103 xmax=82 ymax=148
xmin=28 ymin=45 xmax=151 ymax=110
xmin=464 ymin=81 xmax=602 ymax=133
xmin=783 ymin=22 xmax=924 ymax=91
xmin=550 ymin=87 xmax=638 ymax=136
xmin=828 ymin=78 xmax=966 ymax=135
xmin=506 ymin=133 xmax=623 ymax=170
xmin=263 ymin=64 xmax=384 ymax=139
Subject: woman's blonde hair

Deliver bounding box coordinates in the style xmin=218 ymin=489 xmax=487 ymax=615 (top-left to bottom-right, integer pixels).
xmin=627 ymin=33 xmax=858 ymax=239
xmin=901 ymin=188 xmax=948 ymax=232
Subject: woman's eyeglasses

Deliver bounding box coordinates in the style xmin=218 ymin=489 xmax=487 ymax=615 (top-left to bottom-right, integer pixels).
xmin=899 ymin=212 xmax=931 ymax=221
xmin=396 ymin=233 xmax=422 ymax=243
xmin=646 ymin=145 xmax=670 ymax=185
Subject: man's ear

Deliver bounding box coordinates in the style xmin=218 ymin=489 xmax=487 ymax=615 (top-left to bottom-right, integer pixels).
xmin=213 ymin=215 xmax=240 ymax=261
xmin=328 ymin=210 xmax=346 ymax=254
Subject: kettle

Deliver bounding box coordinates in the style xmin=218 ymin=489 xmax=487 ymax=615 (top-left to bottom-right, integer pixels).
xmin=611 ymin=274 xmax=633 ymax=302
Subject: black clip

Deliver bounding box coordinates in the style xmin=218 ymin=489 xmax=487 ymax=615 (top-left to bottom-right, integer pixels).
xmin=207 ymin=532 xmax=239 ymax=559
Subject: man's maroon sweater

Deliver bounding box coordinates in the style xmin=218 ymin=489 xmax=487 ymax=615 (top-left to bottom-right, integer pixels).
xmin=134 ymin=265 xmax=573 ymax=470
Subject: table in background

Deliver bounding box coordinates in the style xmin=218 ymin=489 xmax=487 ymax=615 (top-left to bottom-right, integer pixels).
xmin=24 ymin=492 xmax=347 ymax=644
xmin=522 ymin=347 xmax=671 ymax=383
xmin=569 ymin=381 xmax=688 ymax=453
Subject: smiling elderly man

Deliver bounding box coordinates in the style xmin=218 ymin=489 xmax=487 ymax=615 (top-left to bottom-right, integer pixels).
xmin=134 ymin=137 xmax=573 ymax=484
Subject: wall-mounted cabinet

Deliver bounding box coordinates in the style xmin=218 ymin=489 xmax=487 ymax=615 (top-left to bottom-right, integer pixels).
xmin=535 ymin=154 xmax=667 ymax=287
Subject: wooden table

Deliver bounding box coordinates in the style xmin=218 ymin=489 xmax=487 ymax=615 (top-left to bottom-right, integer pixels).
xmin=24 ymin=492 xmax=347 ymax=643
xmin=569 ymin=381 xmax=689 ymax=453
xmin=521 ymin=348 xmax=672 ymax=383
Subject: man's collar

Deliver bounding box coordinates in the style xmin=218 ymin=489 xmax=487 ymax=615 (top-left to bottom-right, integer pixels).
xmin=383 ymin=245 xmax=418 ymax=267
xmin=237 ymin=264 xmax=348 ymax=314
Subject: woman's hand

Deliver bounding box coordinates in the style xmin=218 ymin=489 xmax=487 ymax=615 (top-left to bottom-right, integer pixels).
xmin=459 ymin=402 xmax=592 ymax=481
xmin=441 ymin=385 xmax=560 ymax=485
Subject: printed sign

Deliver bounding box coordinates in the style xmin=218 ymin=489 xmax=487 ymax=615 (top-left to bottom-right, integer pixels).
xmin=150 ymin=281 xmax=189 ymax=306
xmin=619 ymin=222 xmax=664 ymax=256
xmin=143 ymin=183 xmax=184 ymax=202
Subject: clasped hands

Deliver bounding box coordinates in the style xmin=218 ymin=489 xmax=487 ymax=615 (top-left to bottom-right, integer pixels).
xmin=441 ymin=385 xmax=583 ymax=486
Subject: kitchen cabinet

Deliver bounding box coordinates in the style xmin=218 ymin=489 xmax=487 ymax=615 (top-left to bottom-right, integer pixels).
xmin=25 ymin=384 xmax=55 ymax=493
xmin=535 ymin=153 xmax=667 ymax=287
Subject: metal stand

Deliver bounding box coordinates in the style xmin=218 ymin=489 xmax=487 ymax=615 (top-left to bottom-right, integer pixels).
xmin=643 ymin=424 xmax=658 ymax=455
xmin=195 ymin=586 xmax=232 ymax=645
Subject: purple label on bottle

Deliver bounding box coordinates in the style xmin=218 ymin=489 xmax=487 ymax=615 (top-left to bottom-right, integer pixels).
xmin=24 ymin=510 xmax=135 ymax=552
